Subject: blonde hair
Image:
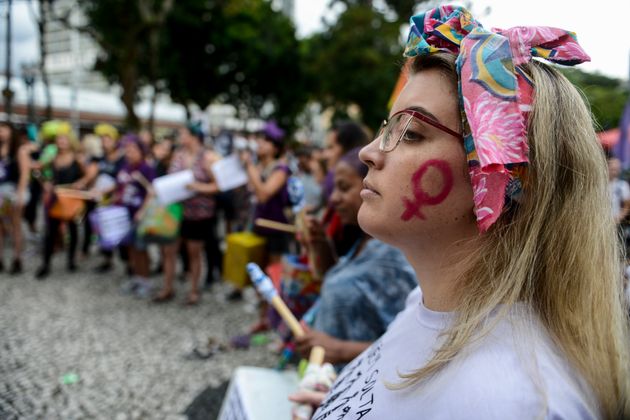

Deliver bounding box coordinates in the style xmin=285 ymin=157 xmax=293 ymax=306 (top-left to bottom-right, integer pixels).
xmin=399 ymin=54 xmax=630 ymax=418
xmin=40 ymin=120 xmax=80 ymax=150
xmin=94 ymin=123 xmax=119 ymax=141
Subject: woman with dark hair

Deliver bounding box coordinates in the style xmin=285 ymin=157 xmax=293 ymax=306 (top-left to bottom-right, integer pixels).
xmin=115 ymin=134 xmax=156 ymax=297
xmin=321 ymin=122 xmax=371 ymax=258
xmin=295 ymin=148 xmax=416 ymax=369
xmin=322 ymin=121 xmax=369 ymax=202
xmin=242 ymin=121 xmax=292 ymax=263
xmin=0 ymin=122 xmax=32 ymax=274
xmin=153 ymin=124 xmax=219 ymax=305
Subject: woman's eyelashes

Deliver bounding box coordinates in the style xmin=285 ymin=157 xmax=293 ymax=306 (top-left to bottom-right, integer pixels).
xmin=401 ymin=127 xmax=425 ymax=143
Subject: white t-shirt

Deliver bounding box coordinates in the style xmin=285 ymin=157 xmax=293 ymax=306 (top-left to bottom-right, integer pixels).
xmin=609 ymin=179 xmax=630 ymax=219
xmin=313 ymin=287 xmax=597 ymax=420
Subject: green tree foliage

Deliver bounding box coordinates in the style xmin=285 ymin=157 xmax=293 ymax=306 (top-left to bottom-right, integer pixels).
xmin=330 ymin=0 xmax=418 ymax=24
xmin=160 ymin=0 xmax=308 ymax=131
xmin=61 ymin=0 xmax=306 ymax=131
xmin=561 ymin=68 xmax=629 ymax=131
xmin=66 ymin=0 xmax=174 ymax=129
xmin=304 ymin=4 xmax=403 ymax=130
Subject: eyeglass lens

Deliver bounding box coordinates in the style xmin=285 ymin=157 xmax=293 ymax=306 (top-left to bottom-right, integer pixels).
xmin=379 ymin=113 xmax=413 ymax=152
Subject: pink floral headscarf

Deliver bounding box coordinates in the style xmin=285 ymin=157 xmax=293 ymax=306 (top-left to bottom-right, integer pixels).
xmin=404 ymin=5 xmax=590 ymax=231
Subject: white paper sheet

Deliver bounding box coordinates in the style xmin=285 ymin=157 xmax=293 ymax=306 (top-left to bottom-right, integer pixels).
xmin=217 ymin=366 xmax=299 ymax=420
xmin=152 ymin=169 xmax=195 ymax=205
xmin=93 ymin=174 xmax=116 ymax=192
xmin=211 ymin=155 xmax=249 ymax=192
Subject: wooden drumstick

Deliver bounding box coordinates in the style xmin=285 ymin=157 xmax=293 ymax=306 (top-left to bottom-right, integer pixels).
xmin=54 ymin=187 xmax=95 ymax=200
xmin=254 ymin=218 xmax=297 ymax=234
xmin=246 ymin=263 xmax=304 ymax=338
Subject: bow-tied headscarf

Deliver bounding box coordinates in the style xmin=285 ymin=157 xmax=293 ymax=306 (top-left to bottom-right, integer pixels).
xmin=404 ymin=5 xmax=590 ymax=232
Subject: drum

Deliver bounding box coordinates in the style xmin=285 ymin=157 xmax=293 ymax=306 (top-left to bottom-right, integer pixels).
xmin=89 ymin=205 xmax=132 ymax=249
xmin=48 ymin=193 xmax=86 ymax=221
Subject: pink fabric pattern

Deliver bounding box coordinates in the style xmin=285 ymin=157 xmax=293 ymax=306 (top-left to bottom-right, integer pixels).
xmin=404 ymin=5 xmax=590 ymax=231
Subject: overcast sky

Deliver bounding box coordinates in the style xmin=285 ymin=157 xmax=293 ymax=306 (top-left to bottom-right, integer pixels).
xmin=2 ymin=0 xmax=629 ymax=81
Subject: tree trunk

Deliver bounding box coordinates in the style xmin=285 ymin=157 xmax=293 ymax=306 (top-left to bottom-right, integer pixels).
xmin=39 ymin=0 xmax=52 ymax=120
xmin=119 ymin=53 xmax=140 ymax=130
xmin=147 ymin=85 xmax=158 ymax=133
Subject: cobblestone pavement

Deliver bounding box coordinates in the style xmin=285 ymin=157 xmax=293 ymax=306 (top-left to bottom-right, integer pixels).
xmin=0 ymin=250 xmax=277 ymax=419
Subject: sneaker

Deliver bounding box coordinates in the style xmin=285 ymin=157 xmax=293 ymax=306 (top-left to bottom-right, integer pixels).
xmin=133 ymin=279 xmax=154 ymax=299
xmin=120 ymin=277 xmax=141 ymax=295
xmin=35 ymin=265 xmax=50 ymax=280
xmin=67 ymin=262 xmax=78 ymax=272
xmin=226 ymin=289 xmax=243 ymax=301
xmin=9 ymin=260 xmax=22 ymax=275
xmin=0 ymin=260 xmax=4 ymax=273
xmin=94 ymin=261 xmax=113 ymax=274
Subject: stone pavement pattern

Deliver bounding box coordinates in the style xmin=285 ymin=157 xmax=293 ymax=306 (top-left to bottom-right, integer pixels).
xmin=0 ymin=257 xmax=276 ymax=419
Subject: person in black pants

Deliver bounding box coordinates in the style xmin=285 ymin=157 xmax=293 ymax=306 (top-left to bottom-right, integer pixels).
xmin=36 ymin=127 xmax=84 ymax=279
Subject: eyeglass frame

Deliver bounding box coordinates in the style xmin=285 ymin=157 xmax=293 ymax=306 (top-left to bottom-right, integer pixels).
xmin=377 ymin=108 xmax=463 ymax=153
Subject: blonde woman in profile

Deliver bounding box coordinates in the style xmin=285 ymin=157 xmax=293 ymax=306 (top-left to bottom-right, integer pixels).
xmin=291 ymin=5 xmax=630 ymax=419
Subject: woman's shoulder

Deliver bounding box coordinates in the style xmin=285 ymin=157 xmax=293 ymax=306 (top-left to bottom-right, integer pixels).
xmin=271 ymin=161 xmax=291 ymax=174
xmin=450 ymin=316 xmax=598 ymax=418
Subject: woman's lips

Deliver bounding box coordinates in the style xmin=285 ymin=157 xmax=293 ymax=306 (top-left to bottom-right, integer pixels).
xmin=361 ymin=179 xmax=380 ymax=199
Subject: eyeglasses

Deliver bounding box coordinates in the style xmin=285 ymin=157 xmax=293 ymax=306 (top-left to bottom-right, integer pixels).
xmin=377 ymin=109 xmax=463 ymax=153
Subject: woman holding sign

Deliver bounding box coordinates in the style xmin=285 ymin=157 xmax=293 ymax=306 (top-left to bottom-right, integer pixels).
xmin=295 ymin=5 xmax=630 ymax=418
xmin=153 ymin=124 xmax=219 ymax=305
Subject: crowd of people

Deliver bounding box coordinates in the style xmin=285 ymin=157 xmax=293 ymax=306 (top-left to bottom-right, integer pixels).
xmin=0 ymin=118 xmax=418 ymax=318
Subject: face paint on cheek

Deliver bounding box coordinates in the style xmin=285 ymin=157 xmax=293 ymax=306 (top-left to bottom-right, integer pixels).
xmin=401 ymin=159 xmax=454 ymax=221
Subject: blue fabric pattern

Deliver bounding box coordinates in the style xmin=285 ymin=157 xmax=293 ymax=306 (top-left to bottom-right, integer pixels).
xmin=310 ymin=239 xmax=417 ymax=345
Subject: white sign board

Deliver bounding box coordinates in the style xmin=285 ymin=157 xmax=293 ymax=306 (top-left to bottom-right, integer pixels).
xmin=93 ymin=174 xmax=116 ymax=193
xmin=218 ymin=367 xmax=299 ymax=420
xmin=92 ymin=206 xmax=131 ymax=249
xmin=211 ymin=155 xmax=249 ymax=192
xmin=152 ymin=169 xmax=195 ymax=205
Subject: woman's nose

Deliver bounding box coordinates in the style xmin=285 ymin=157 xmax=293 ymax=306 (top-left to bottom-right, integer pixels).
xmin=359 ymin=137 xmax=384 ymax=169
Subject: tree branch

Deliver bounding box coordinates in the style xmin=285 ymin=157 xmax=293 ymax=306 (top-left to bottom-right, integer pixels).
xmin=48 ymin=3 xmax=116 ymax=52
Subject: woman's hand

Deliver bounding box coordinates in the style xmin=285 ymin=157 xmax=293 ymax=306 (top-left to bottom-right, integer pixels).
xmin=71 ymin=180 xmax=87 ymax=190
xmin=300 ymin=215 xmax=327 ymax=245
xmin=15 ymin=190 xmax=26 ymax=207
xmin=288 ymin=389 xmax=327 ymax=409
xmin=43 ymin=182 xmax=53 ymax=195
xmin=134 ymin=208 xmax=146 ymax=223
xmin=239 ymin=150 xmax=253 ymax=167
xmin=295 ymin=325 xmax=341 ymax=363
xmin=186 ymin=182 xmax=203 ymax=193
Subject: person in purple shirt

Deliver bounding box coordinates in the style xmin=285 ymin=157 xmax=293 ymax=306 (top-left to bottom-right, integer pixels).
xmin=239 ymin=121 xmax=291 ymax=327
xmin=241 ymin=121 xmax=291 ymax=263
xmin=115 ymin=134 xmax=156 ymax=298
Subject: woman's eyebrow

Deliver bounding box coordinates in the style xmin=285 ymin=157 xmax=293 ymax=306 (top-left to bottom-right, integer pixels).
xmin=405 ymin=106 xmax=442 ymax=124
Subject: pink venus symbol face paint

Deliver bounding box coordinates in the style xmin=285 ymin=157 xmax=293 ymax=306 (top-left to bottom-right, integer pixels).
xmin=401 ymin=159 xmax=454 ymax=221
